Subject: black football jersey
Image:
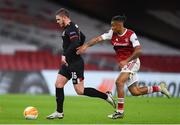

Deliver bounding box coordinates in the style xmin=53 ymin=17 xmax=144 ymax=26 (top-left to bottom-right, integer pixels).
xmin=61 ymin=22 xmax=85 ymax=63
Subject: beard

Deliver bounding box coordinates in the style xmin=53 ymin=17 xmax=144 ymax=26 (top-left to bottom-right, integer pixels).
xmin=59 ymin=21 xmax=66 ymax=29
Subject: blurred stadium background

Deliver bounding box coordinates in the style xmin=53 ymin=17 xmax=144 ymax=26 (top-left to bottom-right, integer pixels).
xmin=0 ymin=0 xmax=180 ymax=124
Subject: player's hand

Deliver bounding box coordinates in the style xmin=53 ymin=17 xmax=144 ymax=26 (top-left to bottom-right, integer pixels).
xmin=119 ymin=60 xmax=128 ymax=68
xmin=76 ymin=44 xmax=88 ymax=55
xmin=61 ymin=55 xmax=68 ymax=66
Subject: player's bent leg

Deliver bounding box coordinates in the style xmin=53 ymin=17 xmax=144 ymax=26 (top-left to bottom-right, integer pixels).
xmin=128 ymin=81 xmax=171 ymax=98
xmin=74 ymin=80 xmax=116 ymax=108
xmin=128 ymin=82 xmax=148 ymax=96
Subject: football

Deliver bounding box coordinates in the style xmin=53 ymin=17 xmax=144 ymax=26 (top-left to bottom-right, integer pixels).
xmin=23 ymin=106 xmax=38 ymax=120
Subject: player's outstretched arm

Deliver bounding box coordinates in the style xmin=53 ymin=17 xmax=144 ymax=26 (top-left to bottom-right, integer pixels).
xmin=76 ymin=36 xmax=103 ymax=55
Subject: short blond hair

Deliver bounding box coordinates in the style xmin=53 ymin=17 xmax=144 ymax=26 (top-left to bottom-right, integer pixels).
xmin=55 ymin=8 xmax=70 ymax=17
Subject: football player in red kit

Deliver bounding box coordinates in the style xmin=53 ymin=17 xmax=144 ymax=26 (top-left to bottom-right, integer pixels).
xmin=76 ymin=15 xmax=171 ymax=119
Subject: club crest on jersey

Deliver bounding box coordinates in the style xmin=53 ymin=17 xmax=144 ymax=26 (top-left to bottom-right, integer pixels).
xmin=125 ymin=38 xmax=129 ymax=42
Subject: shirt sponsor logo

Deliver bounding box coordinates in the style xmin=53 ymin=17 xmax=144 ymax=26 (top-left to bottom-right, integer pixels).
xmin=113 ymin=42 xmax=129 ymax=46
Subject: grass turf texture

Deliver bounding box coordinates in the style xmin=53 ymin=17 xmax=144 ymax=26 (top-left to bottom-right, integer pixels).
xmin=0 ymin=94 xmax=180 ymax=124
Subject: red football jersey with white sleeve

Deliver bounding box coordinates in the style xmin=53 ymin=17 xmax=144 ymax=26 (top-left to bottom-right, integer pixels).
xmin=101 ymin=29 xmax=141 ymax=62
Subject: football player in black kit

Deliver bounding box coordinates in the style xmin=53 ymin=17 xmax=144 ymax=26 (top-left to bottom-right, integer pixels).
xmin=46 ymin=8 xmax=116 ymax=119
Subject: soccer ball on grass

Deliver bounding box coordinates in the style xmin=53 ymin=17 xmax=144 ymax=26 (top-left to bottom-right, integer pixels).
xmin=23 ymin=106 xmax=38 ymax=120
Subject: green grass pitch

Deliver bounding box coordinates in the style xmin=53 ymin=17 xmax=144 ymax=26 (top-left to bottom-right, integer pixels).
xmin=0 ymin=94 xmax=180 ymax=124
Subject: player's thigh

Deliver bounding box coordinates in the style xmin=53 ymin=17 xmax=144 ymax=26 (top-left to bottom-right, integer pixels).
xmin=72 ymin=70 xmax=84 ymax=94
xmin=116 ymin=72 xmax=130 ymax=85
xmin=119 ymin=59 xmax=140 ymax=87
xmin=58 ymin=64 xmax=72 ymax=80
xmin=128 ymin=82 xmax=139 ymax=93
xmin=70 ymin=59 xmax=84 ymax=85
xmin=73 ymin=80 xmax=84 ymax=95
xmin=55 ymin=74 xmax=69 ymax=88
xmin=56 ymin=64 xmax=71 ymax=88
xmin=126 ymin=73 xmax=139 ymax=87
xmin=70 ymin=59 xmax=84 ymax=94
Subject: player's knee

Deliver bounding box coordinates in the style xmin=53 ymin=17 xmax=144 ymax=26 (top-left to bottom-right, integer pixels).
xmin=116 ymin=80 xmax=124 ymax=88
xmin=75 ymin=88 xmax=84 ymax=95
xmin=55 ymin=82 xmax=64 ymax=88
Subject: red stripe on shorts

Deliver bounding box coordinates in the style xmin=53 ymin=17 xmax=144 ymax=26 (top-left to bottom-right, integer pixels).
xmin=127 ymin=59 xmax=136 ymax=70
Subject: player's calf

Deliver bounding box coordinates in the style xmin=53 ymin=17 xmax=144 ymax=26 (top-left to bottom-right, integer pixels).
xmin=128 ymin=84 xmax=147 ymax=96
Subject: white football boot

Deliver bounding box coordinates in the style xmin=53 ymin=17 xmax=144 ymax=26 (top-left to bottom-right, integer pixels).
xmin=46 ymin=111 xmax=64 ymax=119
xmin=106 ymin=91 xmax=116 ymax=109
xmin=160 ymin=82 xmax=171 ymax=98
xmin=108 ymin=111 xmax=124 ymax=119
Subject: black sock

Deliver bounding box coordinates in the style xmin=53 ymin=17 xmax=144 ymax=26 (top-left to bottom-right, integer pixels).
xmin=56 ymin=88 xmax=64 ymax=113
xmin=84 ymin=87 xmax=107 ymax=100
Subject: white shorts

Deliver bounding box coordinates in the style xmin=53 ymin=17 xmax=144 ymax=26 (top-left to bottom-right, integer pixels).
xmin=121 ymin=58 xmax=140 ymax=87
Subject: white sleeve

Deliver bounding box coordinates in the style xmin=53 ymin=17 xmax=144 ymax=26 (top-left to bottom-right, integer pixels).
xmin=130 ymin=33 xmax=140 ymax=47
xmin=101 ymin=29 xmax=113 ymax=40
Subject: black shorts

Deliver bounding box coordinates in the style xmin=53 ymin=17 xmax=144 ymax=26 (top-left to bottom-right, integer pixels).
xmin=58 ymin=59 xmax=84 ymax=84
